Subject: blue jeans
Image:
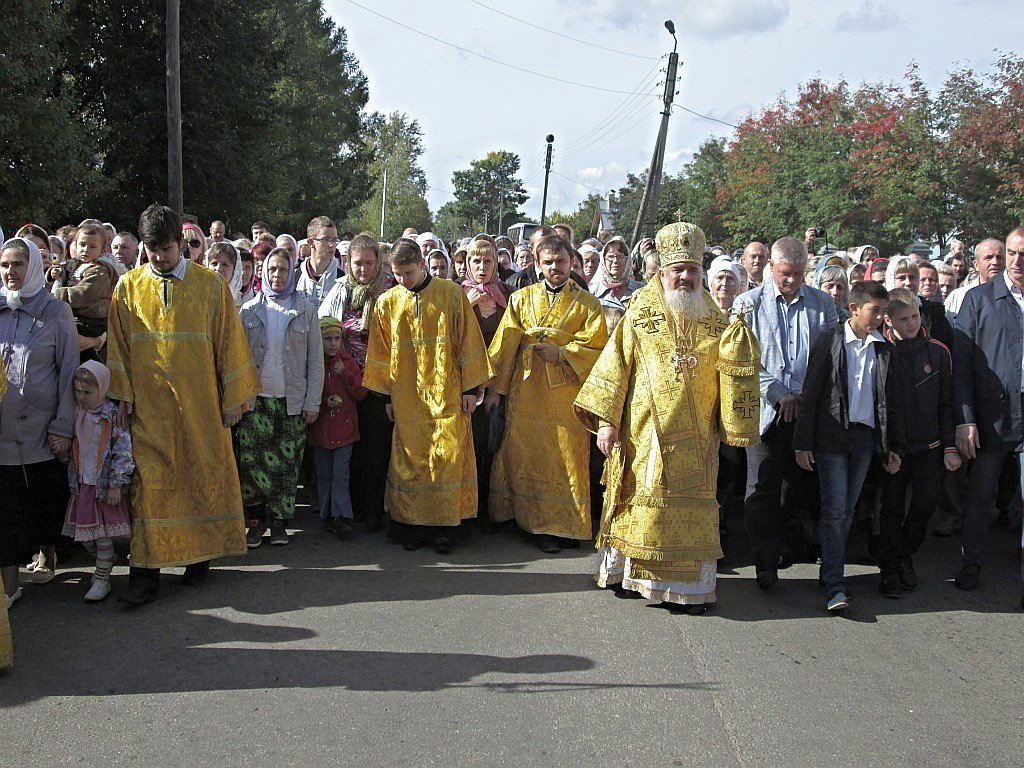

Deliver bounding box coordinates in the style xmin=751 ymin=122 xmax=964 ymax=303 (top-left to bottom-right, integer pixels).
xmin=314 ymin=444 xmax=354 ymax=521
xmin=815 ymin=424 xmax=876 ymax=597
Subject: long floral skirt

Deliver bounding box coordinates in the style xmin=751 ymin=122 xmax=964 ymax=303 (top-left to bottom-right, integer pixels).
xmin=237 ymin=396 xmax=307 ymax=521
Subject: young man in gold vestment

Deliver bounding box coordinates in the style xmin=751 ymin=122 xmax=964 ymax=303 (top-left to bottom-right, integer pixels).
xmin=574 ymin=222 xmax=761 ymax=612
xmin=108 ymin=205 xmax=261 ymax=606
xmin=363 ymin=238 xmax=493 ymax=554
xmin=485 ymin=235 xmax=609 ymax=553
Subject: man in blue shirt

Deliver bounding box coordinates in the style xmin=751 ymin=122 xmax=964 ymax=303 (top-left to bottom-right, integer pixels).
xmin=736 ymin=237 xmax=839 ymax=590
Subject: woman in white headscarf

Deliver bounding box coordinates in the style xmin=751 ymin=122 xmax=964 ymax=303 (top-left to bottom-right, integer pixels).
xmin=589 ymin=236 xmax=644 ymax=302
xmin=706 ymin=255 xmax=742 ymax=313
xmin=0 ymin=238 xmax=79 ymax=605
xmin=206 ymin=242 xmax=246 ymax=307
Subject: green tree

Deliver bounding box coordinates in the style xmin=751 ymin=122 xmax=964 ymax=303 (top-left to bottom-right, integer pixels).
xmin=449 ymin=150 xmax=528 ymax=234
xmin=353 ymin=112 xmax=432 ymax=240
xmin=1 ymin=0 xmax=97 ymax=229
xmin=547 ymin=193 xmax=604 ymax=241
xmin=658 ymin=138 xmax=729 ymax=245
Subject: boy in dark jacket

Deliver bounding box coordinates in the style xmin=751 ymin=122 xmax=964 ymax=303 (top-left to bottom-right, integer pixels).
xmin=877 ymin=289 xmax=961 ymax=596
xmin=794 ymin=280 xmax=904 ymax=612
xmin=310 ymin=317 xmax=367 ymax=538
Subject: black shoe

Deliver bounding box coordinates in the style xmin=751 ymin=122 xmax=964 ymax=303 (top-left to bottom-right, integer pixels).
xmin=756 ymin=569 xmax=779 ymax=590
xmin=334 ymin=518 xmax=354 ymax=540
xmin=684 ymin=604 xmax=709 ymax=615
xmin=878 ymin=573 xmax=902 ymax=598
xmin=364 ymin=515 xmax=383 ymax=533
xmin=954 ymin=563 xmax=981 ymax=591
xmin=899 ymin=557 xmax=918 ymax=590
xmin=610 ymin=582 xmax=644 ymax=599
xmin=181 ymin=561 xmax=210 ymax=587
xmin=434 ymin=536 xmax=453 ymax=555
xmin=557 ymin=537 xmax=581 ymax=549
xmin=535 ymin=535 xmax=561 ymax=554
xmin=117 ymin=583 xmax=157 ymax=606
xmin=268 ymin=519 xmax=290 ymax=546
xmin=402 ymin=530 xmax=422 ymax=551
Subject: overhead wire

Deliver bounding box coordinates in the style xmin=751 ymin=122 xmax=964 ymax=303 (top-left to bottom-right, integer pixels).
xmin=340 ymin=0 xmax=660 ymax=96
xmin=672 ymin=103 xmax=739 ymax=129
xmin=550 ymin=170 xmax=611 ymax=197
xmin=560 ymin=107 xmax=661 ymax=161
xmin=559 ymin=60 xmax=664 ymax=153
xmin=465 ymin=0 xmax=660 ymax=61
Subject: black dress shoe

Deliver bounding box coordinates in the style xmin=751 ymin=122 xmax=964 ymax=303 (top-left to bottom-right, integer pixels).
xmin=878 ymin=573 xmax=902 ymax=598
xmin=181 ymin=561 xmax=211 ymax=587
xmin=755 ymin=570 xmax=779 ymax=590
xmin=954 ymin=563 xmax=981 ymax=591
xmin=117 ymin=583 xmax=157 ymax=606
xmin=535 ymin=535 xmax=561 ymax=553
xmin=899 ymin=557 xmax=918 ymax=590
xmin=434 ymin=536 xmax=453 ymax=555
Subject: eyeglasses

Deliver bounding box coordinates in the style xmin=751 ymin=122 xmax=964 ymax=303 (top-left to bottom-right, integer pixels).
xmin=186 ymin=239 xmax=202 ymax=249
xmin=312 ymin=237 xmax=340 ymax=245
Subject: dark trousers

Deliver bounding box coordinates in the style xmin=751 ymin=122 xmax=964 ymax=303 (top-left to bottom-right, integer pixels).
xmin=129 ymin=561 xmax=209 ymax=593
xmin=350 ymin=396 xmax=393 ymax=522
xmin=471 ymin=404 xmax=495 ymax=521
xmin=744 ymin=419 xmax=804 ymax=573
xmin=961 ymin=450 xmax=1022 ymax=567
xmin=878 ymin=447 xmax=942 ymax=574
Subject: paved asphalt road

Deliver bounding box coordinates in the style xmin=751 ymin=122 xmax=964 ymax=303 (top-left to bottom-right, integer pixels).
xmin=2 ymin=505 xmax=1022 ymax=768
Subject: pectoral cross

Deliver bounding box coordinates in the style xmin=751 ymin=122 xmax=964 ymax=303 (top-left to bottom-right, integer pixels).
xmin=672 ymin=350 xmax=698 ymax=379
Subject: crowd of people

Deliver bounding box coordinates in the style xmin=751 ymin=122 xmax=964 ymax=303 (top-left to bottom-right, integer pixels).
xmin=1 ymin=205 xmax=1023 ymax=669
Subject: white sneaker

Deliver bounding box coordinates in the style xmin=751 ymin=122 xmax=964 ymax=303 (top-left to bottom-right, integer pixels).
xmin=84 ymin=580 xmax=111 ymax=602
xmin=827 ymin=592 xmax=850 ymax=612
xmin=5 ymin=587 xmax=22 ymax=609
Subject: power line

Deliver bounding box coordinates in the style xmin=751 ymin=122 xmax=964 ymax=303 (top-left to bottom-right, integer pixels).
xmin=465 ymin=0 xmax=659 ymax=61
xmin=560 ymin=107 xmax=661 ymax=161
xmin=672 ymin=103 xmax=739 ymax=129
xmin=559 ymin=61 xmax=663 ymax=153
xmin=550 ymin=170 xmax=612 ymax=196
xmin=340 ymin=0 xmax=660 ymax=96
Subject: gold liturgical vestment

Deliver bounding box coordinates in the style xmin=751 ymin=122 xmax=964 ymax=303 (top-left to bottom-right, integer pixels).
xmin=107 ymin=263 xmax=260 ymax=568
xmin=488 ymin=280 xmax=608 ymax=538
xmin=0 ymin=364 xmax=10 ymax=671
xmin=363 ymin=277 xmax=492 ymax=526
xmin=574 ymin=280 xmax=761 ymax=583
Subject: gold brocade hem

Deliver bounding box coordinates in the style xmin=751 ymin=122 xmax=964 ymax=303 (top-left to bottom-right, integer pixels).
xmin=129 ymin=551 xmax=245 ymax=569
xmin=596 ymin=534 xmax=722 ymax=564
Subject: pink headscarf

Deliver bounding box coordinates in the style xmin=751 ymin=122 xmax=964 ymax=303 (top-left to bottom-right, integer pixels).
xmin=182 ymin=223 xmax=207 ymax=258
xmin=461 ymin=257 xmax=508 ymax=309
xmin=74 ymin=360 xmax=112 ymax=449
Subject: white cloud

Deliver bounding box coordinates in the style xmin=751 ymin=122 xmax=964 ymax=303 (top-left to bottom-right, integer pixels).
xmin=561 ymin=0 xmax=790 ymax=39
xmin=835 ymin=1 xmax=903 ymax=32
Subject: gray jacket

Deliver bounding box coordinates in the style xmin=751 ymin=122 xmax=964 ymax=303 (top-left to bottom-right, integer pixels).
xmin=0 ymin=291 xmax=79 ymax=465
xmin=240 ymin=292 xmax=324 ymax=416
xmin=735 ymin=280 xmax=839 ymax=436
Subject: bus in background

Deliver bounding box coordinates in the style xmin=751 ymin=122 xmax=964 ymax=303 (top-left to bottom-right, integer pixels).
xmin=506 ymin=222 xmax=539 ymax=246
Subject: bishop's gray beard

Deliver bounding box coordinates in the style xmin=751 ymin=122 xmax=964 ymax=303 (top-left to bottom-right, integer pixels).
xmin=665 ymin=286 xmax=712 ymax=320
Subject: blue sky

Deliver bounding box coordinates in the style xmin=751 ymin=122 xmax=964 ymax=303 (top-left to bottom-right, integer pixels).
xmin=326 ymin=0 xmax=1022 ymax=221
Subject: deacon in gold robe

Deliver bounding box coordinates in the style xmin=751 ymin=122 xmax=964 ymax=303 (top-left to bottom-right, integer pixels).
xmin=574 ymin=222 xmax=761 ymax=612
xmin=485 ymin=234 xmax=609 ymax=552
xmin=107 ymin=205 xmax=260 ymax=605
xmin=363 ymin=238 xmax=493 ymax=554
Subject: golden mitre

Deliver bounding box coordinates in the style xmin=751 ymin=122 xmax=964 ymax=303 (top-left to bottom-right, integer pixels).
xmin=655 ymin=221 xmax=706 ymax=266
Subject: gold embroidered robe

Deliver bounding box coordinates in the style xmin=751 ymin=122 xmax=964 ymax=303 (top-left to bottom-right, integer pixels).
xmin=363 ymin=278 xmax=493 ymax=526
xmin=573 ymin=280 xmax=754 ymax=583
xmin=107 ymin=264 xmax=260 ymax=567
xmin=488 ymin=280 xmax=608 ymax=538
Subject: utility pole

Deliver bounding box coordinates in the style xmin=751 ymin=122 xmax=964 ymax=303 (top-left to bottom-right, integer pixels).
xmin=498 ymin=188 xmax=505 ymax=235
xmin=632 ymin=20 xmax=679 ymax=246
xmin=540 ymin=134 xmax=554 ymax=224
xmin=166 ymin=0 xmax=183 ymax=215
xmin=380 ymin=161 xmax=388 ymax=239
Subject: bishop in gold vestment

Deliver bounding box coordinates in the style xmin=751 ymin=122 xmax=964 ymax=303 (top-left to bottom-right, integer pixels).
xmin=488 ymin=254 xmax=608 ymax=546
xmin=574 ymin=222 xmax=760 ymax=608
xmin=363 ymin=273 xmax=492 ymax=533
xmin=107 ymin=259 xmax=260 ymax=569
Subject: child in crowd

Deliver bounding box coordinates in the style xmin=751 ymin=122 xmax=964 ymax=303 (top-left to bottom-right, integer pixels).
xmin=62 ymin=361 xmax=134 ymax=602
xmin=49 ymin=223 xmax=118 ymax=361
xmin=309 ymin=317 xmax=366 ymax=538
xmin=794 ymin=280 xmax=903 ymax=612
xmin=877 ymin=288 xmax=960 ymax=596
